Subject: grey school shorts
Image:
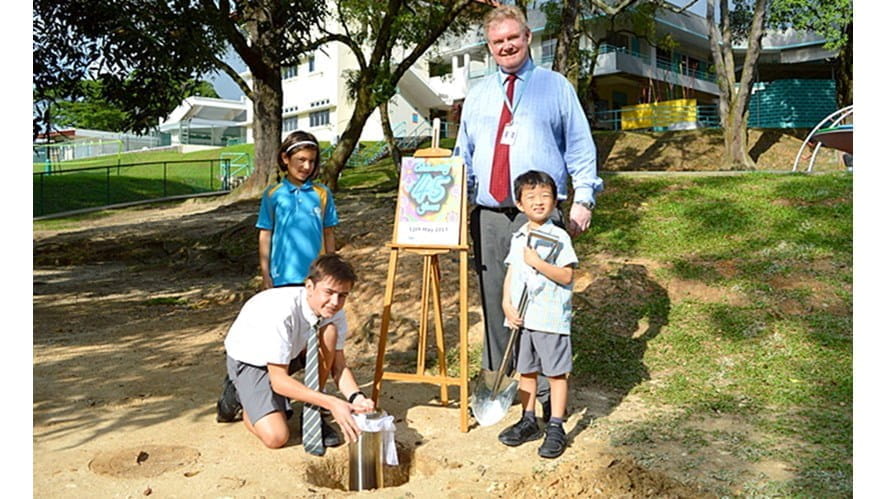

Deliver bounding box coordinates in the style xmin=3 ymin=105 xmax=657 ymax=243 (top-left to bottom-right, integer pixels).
xmin=514 ymin=328 xmax=572 ymax=377
xmin=226 ymin=355 xmax=305 ymax=425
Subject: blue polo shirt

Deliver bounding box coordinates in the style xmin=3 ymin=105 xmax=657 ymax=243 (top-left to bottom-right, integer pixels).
xmin=256 ymin=177 xmax=338 ymax=286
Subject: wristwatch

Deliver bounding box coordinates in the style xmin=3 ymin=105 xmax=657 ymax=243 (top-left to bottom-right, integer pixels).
xmin=574 ymin=200 xmax=595 ymax=211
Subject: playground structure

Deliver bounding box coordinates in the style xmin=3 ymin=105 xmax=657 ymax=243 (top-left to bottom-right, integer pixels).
xmin=218 ymin=152 xmax=252 ymax=189
xmin=792 ymin=105 xmax=853 ymax=173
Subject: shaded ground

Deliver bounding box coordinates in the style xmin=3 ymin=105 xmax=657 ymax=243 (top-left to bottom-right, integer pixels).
xmin=34 ymin=192 xmax=722 ymax=498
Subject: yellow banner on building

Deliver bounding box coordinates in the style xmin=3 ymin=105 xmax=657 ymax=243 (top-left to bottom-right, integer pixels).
xmin=621 ymin=99 xmax=697 ymax=130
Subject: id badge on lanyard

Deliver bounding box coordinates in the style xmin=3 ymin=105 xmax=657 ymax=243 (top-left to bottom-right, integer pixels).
xmin=498 ymin=68 xmax=532 ymax=147
xmin=501 ymin=122 xmax=517 ymax=145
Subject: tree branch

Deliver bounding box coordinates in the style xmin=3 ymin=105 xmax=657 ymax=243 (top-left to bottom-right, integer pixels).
xmin=211 ymin=55 xmax=254 ymax=100
xmin=391 ymin=0 xmax=476 ymax=82
xmin=201 ymin=0 xmax=273 ymax=83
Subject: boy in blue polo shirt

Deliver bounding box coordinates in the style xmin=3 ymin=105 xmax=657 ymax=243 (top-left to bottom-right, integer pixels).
xmin=257 ymin=130 xmax=338 ymax=289
xmin=497 ymin=170 xmax=578 ymax=459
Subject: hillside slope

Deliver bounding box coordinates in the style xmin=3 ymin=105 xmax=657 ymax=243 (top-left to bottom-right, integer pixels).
xmin=593 ymin=128 xmax=846 ymax=172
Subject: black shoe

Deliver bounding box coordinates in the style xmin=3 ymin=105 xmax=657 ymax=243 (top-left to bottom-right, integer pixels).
xmin=498 ymin=417 xmax=543 ymax=447
xmin=321 ymin=416 xmax=344 ymax=448
xmin=538 ymin=423 xmax=567 ymax=458
xmin=216 ymin=375 xmax=242 ymax=423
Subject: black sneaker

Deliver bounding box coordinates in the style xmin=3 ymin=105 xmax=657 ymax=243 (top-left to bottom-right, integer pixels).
xmin=321 ymin=415 xmax=344 ymax=448
xmin=216 ymin=375 xmax=242 ymax=423
xmin=498 ymin=417 xmax=543 ymax=447
xmin=538 ymin=423 xmax=567 ymax=458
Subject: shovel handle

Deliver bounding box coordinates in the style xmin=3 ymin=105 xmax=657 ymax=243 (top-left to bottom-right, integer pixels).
xmin=488 ymin=325 xmax=520 ymax=399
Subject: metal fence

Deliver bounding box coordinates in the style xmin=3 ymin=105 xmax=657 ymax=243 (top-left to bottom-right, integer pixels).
xmin=33 ymin=159 xmax=233 ymax=217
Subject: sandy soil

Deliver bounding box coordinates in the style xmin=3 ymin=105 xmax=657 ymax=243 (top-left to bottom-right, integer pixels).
xmin=33 ymin=192 xmax=716 ymax=498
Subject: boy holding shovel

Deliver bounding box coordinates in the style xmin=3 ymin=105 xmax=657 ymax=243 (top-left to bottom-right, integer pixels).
xmin=498 ymin=171 xmax=578 ymax=459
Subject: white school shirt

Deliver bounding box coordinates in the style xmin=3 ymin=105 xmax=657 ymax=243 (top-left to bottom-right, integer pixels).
xmin=224 ymin=286 xmax=347 ymax=366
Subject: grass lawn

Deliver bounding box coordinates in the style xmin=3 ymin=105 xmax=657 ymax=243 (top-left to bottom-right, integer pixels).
xmin=572 ymin=172 xmax=852 ymax=496
xmin=32 ymin=140 xmax=396 ymax=216
xmin=33 ymin=144 xmax=257 ymax=216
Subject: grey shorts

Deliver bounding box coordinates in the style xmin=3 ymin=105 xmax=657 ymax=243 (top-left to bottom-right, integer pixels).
xmin=514 ymin=329 xmax=572 ymax=377
xmin=226 ymin=355 xmax=305 ymax=425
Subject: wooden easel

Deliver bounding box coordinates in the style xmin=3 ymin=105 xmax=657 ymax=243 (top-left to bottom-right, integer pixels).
xmin=370 ymin=120 xmax=471 ymax=432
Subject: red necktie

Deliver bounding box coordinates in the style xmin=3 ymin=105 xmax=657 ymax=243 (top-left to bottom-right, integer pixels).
xmin=489 ymin=74 xmax=516 ymax=203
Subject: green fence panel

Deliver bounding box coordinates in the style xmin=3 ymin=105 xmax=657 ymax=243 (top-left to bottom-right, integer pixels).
xmin=748 ymin=79 xmax=837 ymax=128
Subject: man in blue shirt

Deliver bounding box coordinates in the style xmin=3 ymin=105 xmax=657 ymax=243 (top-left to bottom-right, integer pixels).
xmin=455 ymin=5 xmax=603 ymax=424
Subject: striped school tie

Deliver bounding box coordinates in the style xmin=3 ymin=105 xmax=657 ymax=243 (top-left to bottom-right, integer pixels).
xmin=302 ymin=321 xmax=324 ymax=456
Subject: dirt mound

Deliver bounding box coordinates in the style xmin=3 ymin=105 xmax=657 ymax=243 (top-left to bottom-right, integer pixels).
xmin=594 ymin=129 xmax=846 ymax=171
xmin=508 ymin=456 xmax=715 ymax=498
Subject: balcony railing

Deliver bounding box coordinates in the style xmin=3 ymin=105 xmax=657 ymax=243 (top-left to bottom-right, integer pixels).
xmin=465 ymin=44 xmax=717 ymax=85
xmin=597 ymin=43 xmax=651 ymax=64
xmin=591 ymin=103 xmax=721 ymax=131
xmin=654 ymin=55 xmax=717 ymax=82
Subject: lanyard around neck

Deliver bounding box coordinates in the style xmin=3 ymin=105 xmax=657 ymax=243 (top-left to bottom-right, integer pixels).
xmin=498 ymin=65 xmax=534 ymax=119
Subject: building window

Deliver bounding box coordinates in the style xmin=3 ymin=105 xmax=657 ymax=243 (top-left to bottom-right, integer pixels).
xmin=429 ymin=60 xmax=449 ymax=78
xmin=308 ymin=55 xmax=316 ymax=72
xmin=615 ymin=33 xmax=632 ymax=52
xmin=282 ymin=65 xmax=299 ymax=79
xmin=283 ymin=116 xmax=298 ymax=132
xmin=542 ymin=39 xmax=557 ymax=63
xmin=309 ymin=109 xmax=329 ymax=127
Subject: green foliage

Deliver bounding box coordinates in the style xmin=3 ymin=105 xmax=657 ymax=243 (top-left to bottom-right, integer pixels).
xmin=50 ymin=80 xmax=129 ymax=132
xmin=768 ymin=0 xmax=852 ymax=51
xmin=333 ymin=0 xmax=482 ymax=104
xmin=33 ymin=0 xmax=227 ymax=134
xmin=729 ymin=0 xmax=851 ymax=52
xmin=188 ymin=80 xmax=221 ymax=99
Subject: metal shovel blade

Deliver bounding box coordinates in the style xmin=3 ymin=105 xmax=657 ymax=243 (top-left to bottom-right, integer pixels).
xmin=470 ymin=371 xmax=519 ymax=426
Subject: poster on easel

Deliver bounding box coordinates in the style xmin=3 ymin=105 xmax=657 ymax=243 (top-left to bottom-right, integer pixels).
xmin=394 ymin=156 xmax=464 ymax=247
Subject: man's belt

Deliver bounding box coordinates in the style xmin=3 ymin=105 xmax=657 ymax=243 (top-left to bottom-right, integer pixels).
xmin=479 ymin=205 xmax=520 ymax=216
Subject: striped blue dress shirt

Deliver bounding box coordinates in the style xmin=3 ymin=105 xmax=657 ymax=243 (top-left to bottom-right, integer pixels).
xmin=455 ymin=58 xmax=604 ymax=208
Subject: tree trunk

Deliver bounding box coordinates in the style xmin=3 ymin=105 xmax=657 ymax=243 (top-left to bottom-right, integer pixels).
xmin=379 ymin=99 xmax=402 ymax=170
xmin=553 ymin=0 xmax=580 ymax=87
xmin=707 ymin=0 xmax=763 ymax=170
xmin=836 ymin=21 xmax=852 ymax=109
xmin=723 ymin=102 xmax=752 ymax=169
xmin=578 ymin=44 xmax=601 ymax=119
xmin=320 ymin=86 xmax=377 ymax=191
xmin=236 ymin=74 xmax=282 ymax=197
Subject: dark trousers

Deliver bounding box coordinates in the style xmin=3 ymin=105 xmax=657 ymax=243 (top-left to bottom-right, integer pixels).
xmin=469 ymin=206 xmax=565 ymax=406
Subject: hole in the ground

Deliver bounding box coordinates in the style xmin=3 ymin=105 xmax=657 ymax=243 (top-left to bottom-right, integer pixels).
xmin=304 ymin=441 xmax=416 ymax=491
